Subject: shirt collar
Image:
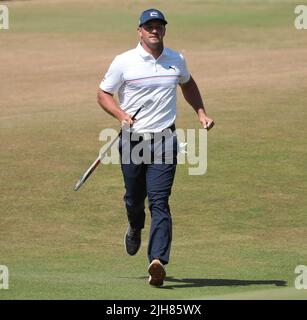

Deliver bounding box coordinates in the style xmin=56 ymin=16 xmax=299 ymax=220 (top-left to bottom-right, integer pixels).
xmin=137 ymin=42 xmax=167 ymax=60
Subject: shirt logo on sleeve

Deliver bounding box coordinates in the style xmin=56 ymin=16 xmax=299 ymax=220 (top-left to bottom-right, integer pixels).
xmin=168 ymin=66 xmax=176 ymax=71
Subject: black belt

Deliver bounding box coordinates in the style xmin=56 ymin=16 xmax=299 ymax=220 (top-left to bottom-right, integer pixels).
xmin=167 ymin=123 xmax=176 ymax=133
xmin=129 ymin=123 xmax=176 ymax=141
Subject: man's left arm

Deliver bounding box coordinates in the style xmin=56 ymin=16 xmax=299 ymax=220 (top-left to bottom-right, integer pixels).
xmin=179 ymin=76 xmax=214 ymax=130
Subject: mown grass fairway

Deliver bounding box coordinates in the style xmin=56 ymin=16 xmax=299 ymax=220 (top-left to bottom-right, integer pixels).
xmin=1 ymin=0 xmax=307 ymax=299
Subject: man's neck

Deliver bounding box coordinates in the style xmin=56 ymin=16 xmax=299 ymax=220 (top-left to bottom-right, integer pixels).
xmin=141 ymin=42 xmax=164 ymax=60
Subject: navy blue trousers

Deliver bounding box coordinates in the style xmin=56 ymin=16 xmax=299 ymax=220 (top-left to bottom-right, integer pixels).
xmin=119 ymin=132 xmax=177 ymax=265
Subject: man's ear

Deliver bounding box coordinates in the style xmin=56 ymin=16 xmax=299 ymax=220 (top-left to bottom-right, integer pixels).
xmin=137 ymin=27 xmax=142 ymax=37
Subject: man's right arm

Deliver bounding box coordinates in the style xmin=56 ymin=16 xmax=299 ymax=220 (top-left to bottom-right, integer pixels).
xmin=97 ymin=88 xmax=134 ymax=126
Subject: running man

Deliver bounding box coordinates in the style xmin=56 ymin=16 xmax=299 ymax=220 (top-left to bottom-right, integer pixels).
xmin=97 ymin=9 xmax=214 ymax=286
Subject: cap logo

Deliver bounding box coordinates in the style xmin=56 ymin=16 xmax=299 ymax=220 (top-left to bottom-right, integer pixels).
xmin=150 ymin=11 xmax=159 ymax=17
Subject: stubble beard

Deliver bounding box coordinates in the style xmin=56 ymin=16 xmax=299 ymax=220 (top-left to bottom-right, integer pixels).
xmin=144 ymin=38 xmax=164 ymax=52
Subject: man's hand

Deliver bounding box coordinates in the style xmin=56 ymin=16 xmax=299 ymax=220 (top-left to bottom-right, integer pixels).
xmin=120 ymin=112 xmax=134 ymax=129
xmin=199 ymin=113 xmax=215 ymax=130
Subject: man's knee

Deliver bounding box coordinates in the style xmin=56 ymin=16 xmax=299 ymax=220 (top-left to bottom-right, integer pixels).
xmin=125 ymin=201 xmax=145 ymax=214
xmin=148 ymin=196 xmax=171 ymax=214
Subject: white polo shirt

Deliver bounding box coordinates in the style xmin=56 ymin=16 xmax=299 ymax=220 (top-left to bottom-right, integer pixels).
xmin=99 ymin=43 xmax=190 ymax=133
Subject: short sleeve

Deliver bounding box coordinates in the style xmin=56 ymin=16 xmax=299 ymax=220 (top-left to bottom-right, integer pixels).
xmin=178 ymin=53 xmax=191 ymax=84
xmin=99 ymin=56 xmax=124 ymax=94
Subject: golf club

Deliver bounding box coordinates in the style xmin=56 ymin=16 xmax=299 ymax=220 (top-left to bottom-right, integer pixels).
xmin=73 ymin=100 xmax=153 ymax=191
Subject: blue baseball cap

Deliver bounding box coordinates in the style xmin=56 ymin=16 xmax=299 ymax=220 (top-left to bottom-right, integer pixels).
xmin=139 ymin=9 xmax=168 ymax=27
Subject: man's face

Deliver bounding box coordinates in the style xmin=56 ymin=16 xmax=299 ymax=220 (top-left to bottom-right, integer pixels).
xmin=138 ymin=19 xmax=166 ymax=50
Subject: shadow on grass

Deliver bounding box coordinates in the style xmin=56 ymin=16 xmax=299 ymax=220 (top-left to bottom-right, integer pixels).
xmin=132 ymin=276 xmax=287 ymax=290
xmin=159 ymin=277 xmax=287 ymax=290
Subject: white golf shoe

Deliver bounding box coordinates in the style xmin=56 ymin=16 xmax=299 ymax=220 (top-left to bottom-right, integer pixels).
xmin=148 ymin=259 xmax=166 ymax=287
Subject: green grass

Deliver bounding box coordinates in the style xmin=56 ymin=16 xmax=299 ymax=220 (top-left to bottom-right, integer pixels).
xmin=1 ymin=0 xmax=307 ymax=300
xmin=8 ymin=0 xmax=296 ymax=32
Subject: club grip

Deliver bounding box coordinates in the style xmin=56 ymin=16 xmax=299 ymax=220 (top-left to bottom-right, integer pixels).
xmin=131 ymin=105 xmax=143 ymax=121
